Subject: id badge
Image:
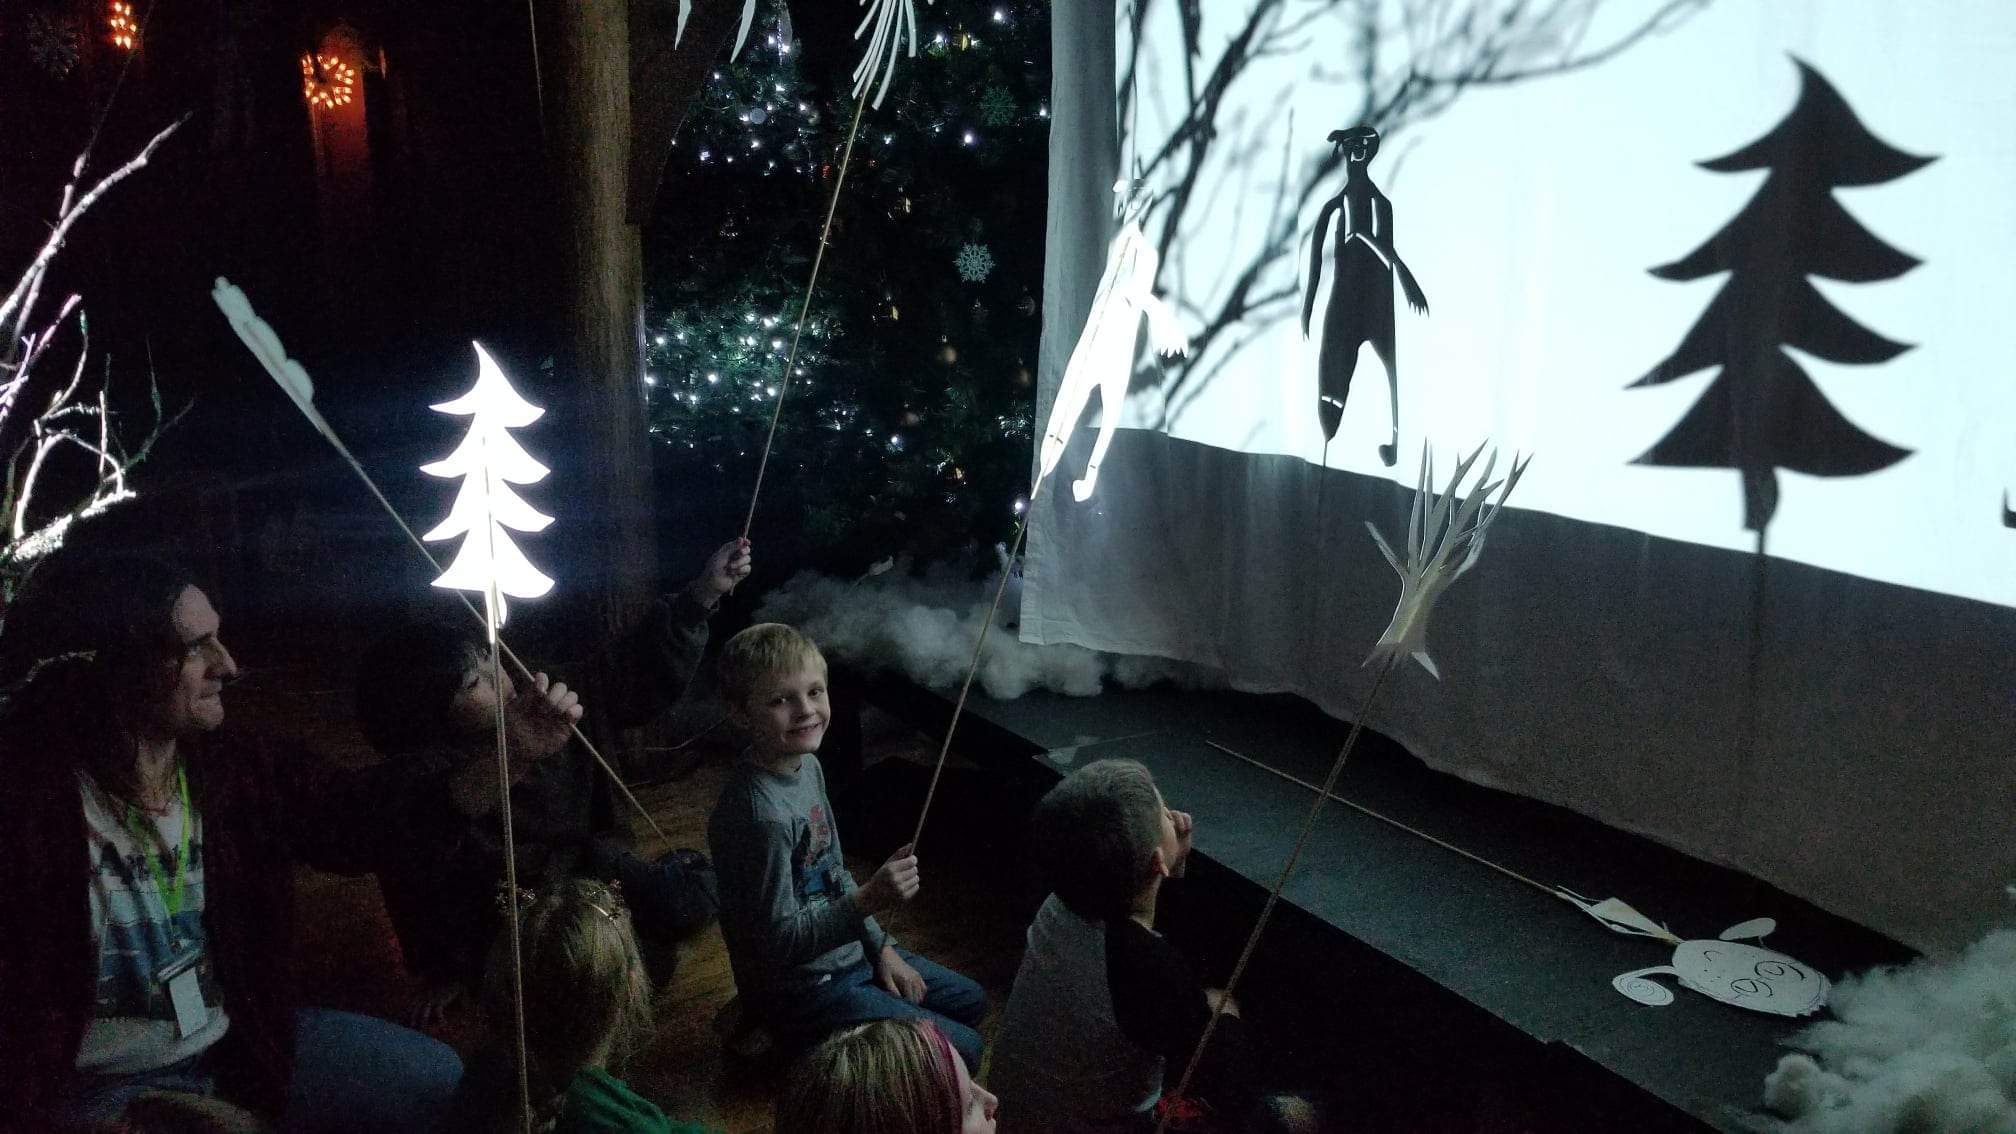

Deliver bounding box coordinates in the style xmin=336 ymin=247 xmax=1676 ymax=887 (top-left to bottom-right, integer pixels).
xmin=158 ymin=946 xmax=210 ymax=1039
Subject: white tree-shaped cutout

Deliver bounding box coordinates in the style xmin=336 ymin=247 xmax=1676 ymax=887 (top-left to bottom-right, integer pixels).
xmin=421 ymin=343 xmax=555 ymax=628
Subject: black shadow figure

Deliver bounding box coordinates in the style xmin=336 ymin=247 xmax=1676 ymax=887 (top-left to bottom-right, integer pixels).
xmin=1302 ymin=126 xmax=1429 ymax=468
xmin=1630 ymin=59 xmax=1930 ymax=533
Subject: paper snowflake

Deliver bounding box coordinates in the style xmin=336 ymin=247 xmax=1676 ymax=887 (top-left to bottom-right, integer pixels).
xmin=28 ymin=13 xmax=83 ymax=78
xmin=954 ymin=243 xmax=995 ymax=284
xmin=979 ymin=86 xmax=1017 ymax=128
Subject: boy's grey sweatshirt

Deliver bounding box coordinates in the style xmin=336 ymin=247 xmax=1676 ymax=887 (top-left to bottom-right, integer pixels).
xmin=708 ymin=754 xmax=891 ymax=994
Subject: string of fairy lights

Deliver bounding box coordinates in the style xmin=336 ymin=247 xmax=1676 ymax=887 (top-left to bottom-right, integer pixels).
xmin=107 ymin=1 xmax=137 ymax=51
xmin=300 ymin=53 xmax=358 ymax=109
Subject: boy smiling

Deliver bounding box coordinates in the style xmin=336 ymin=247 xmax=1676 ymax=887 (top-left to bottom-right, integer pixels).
xmin=708 ymin=623 xmax=988 ymax=1070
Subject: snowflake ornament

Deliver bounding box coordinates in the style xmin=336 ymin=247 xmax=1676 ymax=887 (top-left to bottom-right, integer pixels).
xmin=955 ymin=243 xmax=995 ymax=284
xmin=979 ymin=86 xmax=1017 ymax=128
xmin=28 ymin=13 xmax=83 ymax=78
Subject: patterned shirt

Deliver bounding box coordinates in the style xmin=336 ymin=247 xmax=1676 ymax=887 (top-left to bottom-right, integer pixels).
xmin=75 ymin=768 xmax=230 ymax=1075
xmin=708 ymin=754 xmax=891 ymax=995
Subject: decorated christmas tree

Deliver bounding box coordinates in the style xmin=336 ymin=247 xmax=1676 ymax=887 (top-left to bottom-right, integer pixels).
xmin=1631 ymin=59 xmax=1930 ymax=533
xmin=645 ymin=0 xmax=1049 ymax=566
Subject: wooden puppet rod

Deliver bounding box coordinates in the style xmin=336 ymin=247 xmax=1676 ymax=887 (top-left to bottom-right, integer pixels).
xmin=908 ymin=515 xmax=1030 ymax=849
xmin=1199 ymin=740 xmax=1559 ymax=899
xmin=1155 ymin=657 xmax=1398 ymax=1134
xmin=740 ymin=93 xmax=874 ymax=541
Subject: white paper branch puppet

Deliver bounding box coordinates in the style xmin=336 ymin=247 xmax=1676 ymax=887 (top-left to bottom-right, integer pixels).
xmin=421 ymin=344 xmax=555 ymax=628
xmin=1610 ymin=916 xmax=1830 ymax=1017
xmin=1366 ymin=442 xmax=1530 ymax=679
xmin=853 ymin=0 xmax=934 ymax=110
xmin=1037 ymin=179 xmax=1189 ymax=504
xmin=212 ymin=279 xmax=346 ymax=452
xmin=676 ymin=0 xmax=758 ymax=62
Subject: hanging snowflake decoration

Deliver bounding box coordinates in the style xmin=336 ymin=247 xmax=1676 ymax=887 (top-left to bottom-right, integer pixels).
xmin=979 ymin=86 xmax=1017 ymax=128
xmin=28 ymin=12 xmax=83 ymax=77
xmin=954 ymin=243 xmax=995 ymax=284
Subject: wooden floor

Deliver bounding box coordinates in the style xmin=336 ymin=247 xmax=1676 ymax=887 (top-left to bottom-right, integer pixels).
xmin=239 ymin=650 xmax=1023 ymax=1134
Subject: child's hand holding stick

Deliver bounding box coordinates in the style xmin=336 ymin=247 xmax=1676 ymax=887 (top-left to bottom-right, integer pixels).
xmin=857 ymin=843 xmax=920 ymax=914
xmin=449 ymin=673 xmax=582 ymax=816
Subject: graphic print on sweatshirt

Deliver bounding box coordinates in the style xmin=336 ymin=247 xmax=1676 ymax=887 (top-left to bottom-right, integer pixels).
xmin=793 ymin=803 xmax=850 ymax=906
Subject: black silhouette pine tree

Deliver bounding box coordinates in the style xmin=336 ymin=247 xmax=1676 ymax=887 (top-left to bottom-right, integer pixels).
xmin=1631 ymin=58 xmax=1932 ymax=533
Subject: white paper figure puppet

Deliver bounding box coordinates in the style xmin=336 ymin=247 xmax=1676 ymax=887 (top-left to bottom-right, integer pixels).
xmin=1036 ymin=178 xmax=1189 ymax=504
xmin=421 ymin=344 xmax=555 ymax=628
xmin=1303 ymin=126 xmax=1429 ymax=468
xmin=1601 ymin=912 xmax=1830 ymax=1018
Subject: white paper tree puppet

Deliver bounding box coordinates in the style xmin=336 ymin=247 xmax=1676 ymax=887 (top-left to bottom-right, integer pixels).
xmin=420 ymin=344 xmax=555 ymax=629
xmin=1366 ymin=443 xmax=1530 ymax=679
xmin=1037 ymin=179 xmax=1189 ymax=504
xmin=854 ymin=0 xmax=934 ymax=110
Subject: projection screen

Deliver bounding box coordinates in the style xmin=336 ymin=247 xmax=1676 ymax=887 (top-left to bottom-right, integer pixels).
xmin=1024 ymin=0 xmax=2016 ymax=953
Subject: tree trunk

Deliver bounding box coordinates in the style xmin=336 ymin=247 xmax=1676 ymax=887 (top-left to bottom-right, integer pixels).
xmin=628 ymin=0 xmax=748 ymax=224
xmin=548 ymin=0 xmax=659 ymax=772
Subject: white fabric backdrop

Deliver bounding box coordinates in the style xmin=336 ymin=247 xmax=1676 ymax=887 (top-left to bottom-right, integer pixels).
xmin=1026 ymin=0 xmax=2016 ymax=954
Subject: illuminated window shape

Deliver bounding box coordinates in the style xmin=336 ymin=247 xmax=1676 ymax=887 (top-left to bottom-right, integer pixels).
xmin=300 ymin=52 xmax=358 ymax=110
xmin=1037 ymin=179 xmax=1188 ymax=503
xmin=421 ymin=343 xmax=555 ymax=627
xmin=108 ymin=1 xmax=136 ymax=50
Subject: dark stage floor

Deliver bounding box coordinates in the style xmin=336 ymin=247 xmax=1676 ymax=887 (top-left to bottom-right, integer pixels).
xmin=838 ymin=672 xmax=1913 ymax=1133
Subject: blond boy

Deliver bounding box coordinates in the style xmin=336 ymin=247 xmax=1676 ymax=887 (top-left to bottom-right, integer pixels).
xmin=707 ymin=624 xmax=987 ymax=1069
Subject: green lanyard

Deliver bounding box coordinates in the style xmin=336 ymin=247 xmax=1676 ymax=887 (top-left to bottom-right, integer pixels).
xmin=125 ymin=765 xmax=192 ymax=919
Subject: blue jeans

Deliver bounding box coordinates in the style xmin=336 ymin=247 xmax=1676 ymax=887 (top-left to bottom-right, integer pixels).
xmin=56 ymin=1007 xmax=462 ymax=1132
xmin=759 ymin=947 xmax=988 ymax=1071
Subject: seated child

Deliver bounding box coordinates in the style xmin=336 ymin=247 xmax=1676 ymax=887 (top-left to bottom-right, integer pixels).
xmin=353 ymin=539 xmax=751 ymax=1024
xmin=452 ymin=879 xmax=723 ymax=1134
xmin=707 ymin=623 xmax=988 ymax=1071
xmin=776 ymin=1018 xmax=998 ymax=1134
xmin=989 ymin=759 xmax=1319 ymax=1134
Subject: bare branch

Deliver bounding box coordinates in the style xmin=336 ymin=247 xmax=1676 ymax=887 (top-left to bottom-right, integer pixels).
xmin=0 ymin=121 xmax=191 ymax=593
xmin=0 ymin=116 xmax=186 ymax=350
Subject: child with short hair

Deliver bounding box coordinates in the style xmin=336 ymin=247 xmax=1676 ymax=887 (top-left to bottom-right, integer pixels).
xmin=452 ymin=879 xmax=723 ymax=1134
xmin=989 ymin=759 xmax=1317 ymax=1134
xmin=707 ymin=624 xmax=988 ymax=1072
xmin=776 ymin=1018 xmax=998 ymax=1134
